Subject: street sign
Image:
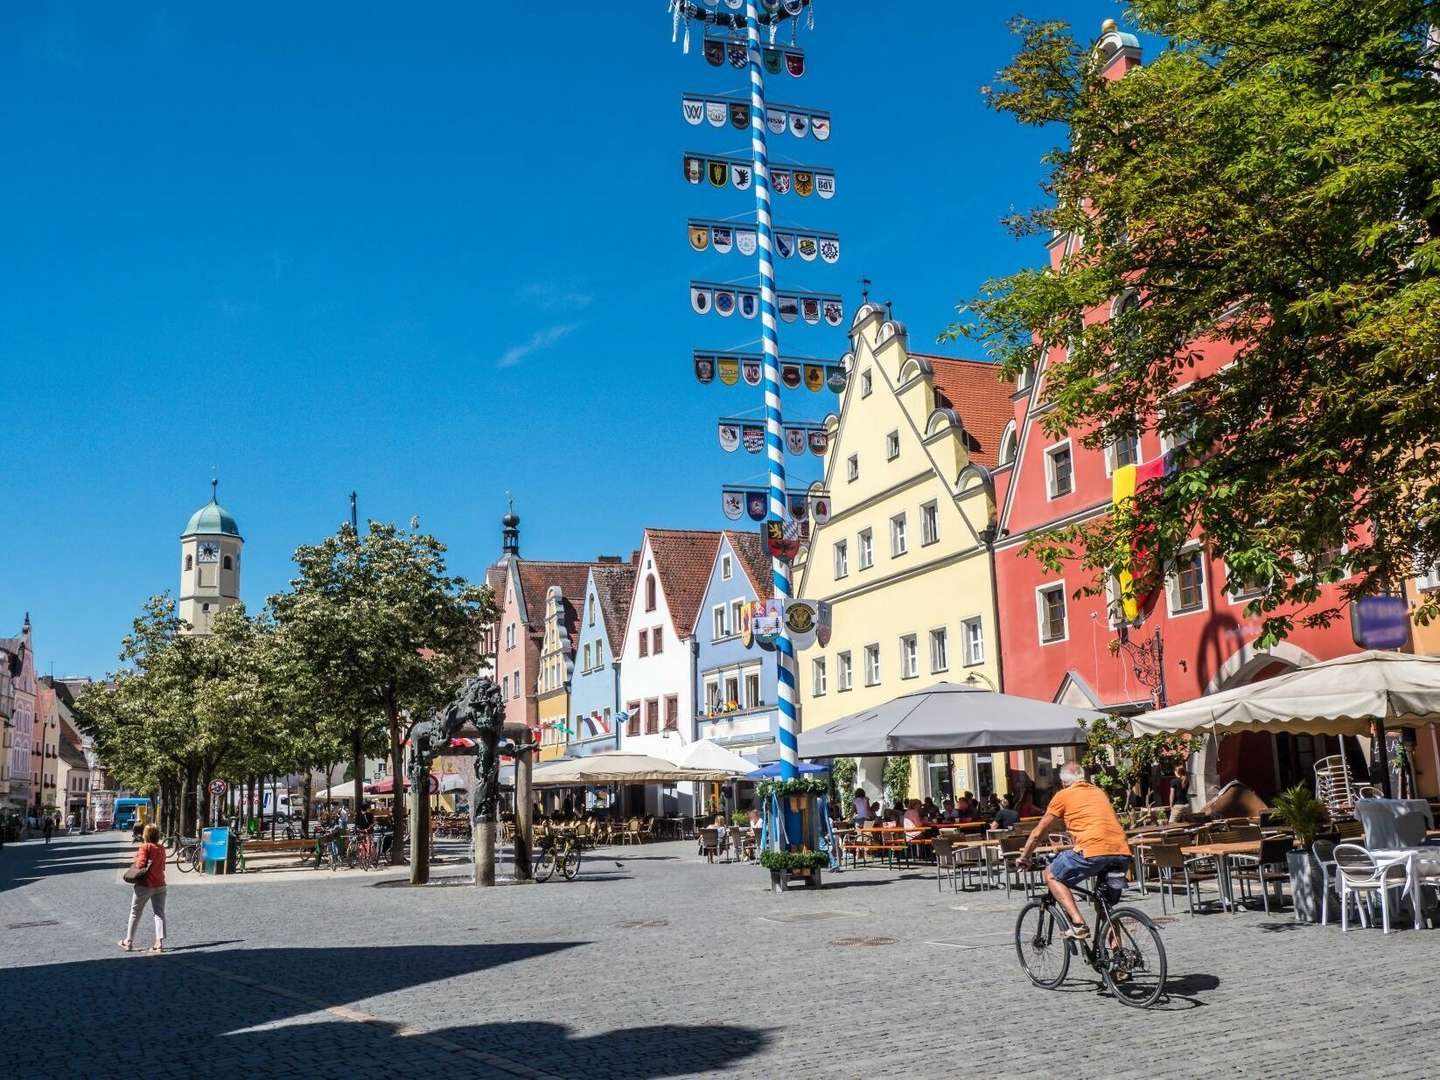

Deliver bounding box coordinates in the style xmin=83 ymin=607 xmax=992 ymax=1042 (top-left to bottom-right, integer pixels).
xmin=208 ymin=779 xmax=227 ymax=798
xmin=1351 ymin=595 xmax=1411 ymax=650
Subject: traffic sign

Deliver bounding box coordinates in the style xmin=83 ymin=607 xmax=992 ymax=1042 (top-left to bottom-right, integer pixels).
xmin=1351 ymin=595 xmax=1411 ymax=650
xmin=208 ymin=779 xmax=227 ymax=797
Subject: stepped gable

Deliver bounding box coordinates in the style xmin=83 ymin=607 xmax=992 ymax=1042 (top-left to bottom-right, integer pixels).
xmin=918 ymin=353 xmax=1016 ymax=468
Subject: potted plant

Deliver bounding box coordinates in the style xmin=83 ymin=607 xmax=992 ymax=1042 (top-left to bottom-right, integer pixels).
xmin=1270 ymin=783 xmax=1329 ymax=923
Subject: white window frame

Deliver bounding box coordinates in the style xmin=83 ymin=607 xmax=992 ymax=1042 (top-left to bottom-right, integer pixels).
xmin=929 ymin=627 xmax=949 ymax=674
xmin=833 ymin=539 xmax=849 ymax=580
xmin=961 ymin=616 xmax=984 ymax=667
xmin=863 ymin=643 xmax=881 ymax=686
xmin=890 ymin=513 xmax=908 ymax=557
xmin=998 ymin=422 xmax=1018 ymax=466
xmin=705 ymin=678 xmax=721 ymax=712
xmin=1103 ymin=431 xmax=1141 ymax=476
xmin=860 ymin=370 xmax=873 ymax=398
xmin=1416 ymin=561 xmax=1440 ymax=593
xmin=1036 ymin=582 xmax=1069 ymax=645
xmin=721 ymin=554 xmax=733 ymax=580
xmin=812 ymin=657 xmax=827 ymax=697
xmin=744 ymin=669 xmax=761 ymax=708
xmin=1105 ymin=574 xmax=1125 ymax=628
xmin=594 ymin=641 xmax=604 ymax=667
xmin=858 ymin=528 xmax=874 ymax=570
xmin=837 ymin=651 xmax=853 ymax=692
xmin=899 ymin=634 xmax=918 ymax=679
xmin=1045 ymin=440 xmax=1074 ymax=499
xmin=1165 ymin=543 xmax=1209 ymax=617
xmin=847 ymin=454 xmax=859 ymax=483
xmin=920 ymin=500 xmax=939 ymax=546
xmin=885 ymin=430 xmax=900 ymax=461
xmin=712 ymin=604 xmax=728 ymax=642
xmin=583 ymin=643 xmax=591 ymax=670
xmin=1224 ymin=562 xmax=1268 ymax=605
xmin=729 ymin=598 xmax=745 ymax=632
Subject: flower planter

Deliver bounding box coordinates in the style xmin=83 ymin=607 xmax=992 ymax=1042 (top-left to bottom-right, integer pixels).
xmin=1287 ymin=850 xmax=1332 ymax=924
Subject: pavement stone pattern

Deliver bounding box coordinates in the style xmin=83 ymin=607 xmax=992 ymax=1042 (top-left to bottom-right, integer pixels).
xmin=2 ymin=832 xmax=1437 ymax=1079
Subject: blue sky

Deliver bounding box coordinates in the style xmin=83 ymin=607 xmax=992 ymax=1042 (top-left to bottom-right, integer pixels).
xmin=0 ymin=1 xmax=1124 ymax=677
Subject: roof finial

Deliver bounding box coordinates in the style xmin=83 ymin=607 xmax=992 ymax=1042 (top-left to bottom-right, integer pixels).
xmin=211 ymin=476 xmax=218 ymax=502
xmin=1101 ymin=17 xmax=1117 ymax=33
xmin=858 ymin=275 xmax=871 ymax=304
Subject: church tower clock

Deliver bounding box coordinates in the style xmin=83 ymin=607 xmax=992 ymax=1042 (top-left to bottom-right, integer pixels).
xmin=179 ymin=480 xmax=243 ymax=635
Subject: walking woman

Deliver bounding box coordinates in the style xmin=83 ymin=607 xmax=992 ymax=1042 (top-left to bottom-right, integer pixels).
xmin=120 ymin=823 xmax=167 ymax=953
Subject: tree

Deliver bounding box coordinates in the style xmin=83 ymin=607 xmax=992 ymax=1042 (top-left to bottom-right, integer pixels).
xmin=947 ymin=3 xmax=1440 ymax=644
xmin=269 ymin=521 xmax=497 ymax=863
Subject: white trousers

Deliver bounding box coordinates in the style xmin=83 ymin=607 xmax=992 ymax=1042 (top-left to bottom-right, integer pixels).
xmin=125 ymin=885 xmax=167 ymax=944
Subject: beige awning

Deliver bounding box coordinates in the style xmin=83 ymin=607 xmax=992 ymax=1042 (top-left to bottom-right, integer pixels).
xmin=530 ymin=751 xmax=728 ymax=786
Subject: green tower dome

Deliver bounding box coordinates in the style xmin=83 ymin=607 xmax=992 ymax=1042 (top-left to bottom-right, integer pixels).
xmin=182 ymin=480 xmax=243 ymax=539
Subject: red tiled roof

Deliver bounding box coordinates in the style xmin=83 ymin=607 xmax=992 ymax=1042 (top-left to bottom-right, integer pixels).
xmin=589 ymin=563 xmax=637 ymax=654
xmin=726 ymin=530 xmax=773 ymax=599
xmin=916 ymin=353 xmax=1016 ymax=468
xmin=516 ymin=561 xmax=601 ymax=639
xmin=644 ymin=529 xmax=724 ymax=640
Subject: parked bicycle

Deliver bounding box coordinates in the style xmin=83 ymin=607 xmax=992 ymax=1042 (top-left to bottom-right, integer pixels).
xmin=312 ymin=827 xmax=343 ymax=871
xmin=534 ymin=828 xmax=582 ymax=882
xmin=1014 ymin=855 xmax=1167 ymax=1009
xmin=172 ymin=836 xmax=201 ymax=873
xmin=347 ymin=827 xmax=384 ymax=871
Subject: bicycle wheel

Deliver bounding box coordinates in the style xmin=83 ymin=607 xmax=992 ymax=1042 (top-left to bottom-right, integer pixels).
xmin=1099 ymin=907 xmax=1167 ymax=1008
xmin=175 ymin=845 xmax=195 ymax=873
xmin=534 ymin=846 xmax=557 ymax=883
xmin=561 ymin=845 xmax=582 ymax=881
xmin=1015 ymin=900 xmax=1071 ymax=989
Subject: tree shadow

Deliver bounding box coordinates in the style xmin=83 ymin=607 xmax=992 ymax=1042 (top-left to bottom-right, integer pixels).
xmin=0 ymin=839 xmax=130 ymax=895
xmin=4 ymin=944 xmax=768 ymax=1078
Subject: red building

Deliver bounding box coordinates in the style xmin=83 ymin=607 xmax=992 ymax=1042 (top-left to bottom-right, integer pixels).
xmin=991 ymin=24 xmax=1362 ymax=805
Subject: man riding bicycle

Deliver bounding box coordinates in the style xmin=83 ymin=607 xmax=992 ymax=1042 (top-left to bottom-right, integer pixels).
xmin=1017 ymin=762 xmax=1131 ymax=942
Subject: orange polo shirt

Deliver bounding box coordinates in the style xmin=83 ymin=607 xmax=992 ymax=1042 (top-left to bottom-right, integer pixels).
xmin=1046 ymin=782 xmax=1130 ymax=857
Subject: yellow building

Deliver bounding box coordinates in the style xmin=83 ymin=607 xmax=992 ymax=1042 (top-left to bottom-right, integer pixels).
xmin=537 ymin=585 xmax=576 ymax=763
xmin=795 ymin=303 xmax=1014 ymax=804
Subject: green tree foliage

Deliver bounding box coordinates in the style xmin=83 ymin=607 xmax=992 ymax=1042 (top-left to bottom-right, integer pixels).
xmin=268 ymin=521 xmax=497 ymax=863
xmin=947 ymin=2 xmax=1440 ymax=644
xmin=1080 ymin=713 xmax=1200 ymax=811
xmin=883 ymin=756 xmax=912 ymax=807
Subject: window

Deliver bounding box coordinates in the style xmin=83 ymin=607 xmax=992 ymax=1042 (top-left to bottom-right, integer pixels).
xmin=921 ymin=501 xmax=939 ymax=546
xmin=594 ymin=642 xmax=604 ymax=666
xmin=645 ymin=575 xmax=657 ymax=612
xmin=222 ymin=554 xmax=233 ymax=570
xmin=812 ymin=657 xmax=827 ymax=696
xmin=1416 ymin=560 xmax=1440 ymax=593
xmin=890 ymin=514 xmax=908 ymax=557
xmin=847 ymin=454 xmax=859 ymax=483
xmin=626 ymin=701 xmax=641 ymax=737
xmin=998 ymin=422 xmax=1018 ymax=466
xmin=713 ymin=605 xmax=728 ymax=641
xmin=1038 ymin=584 xmax=1068 ymax=643
xmin=705 ymin=679 xmax=721 ymax=712
xmin=929 ymin=628 xmax=949 ymax=673
xmin=899 ymin=634 xmax=918 ymax=679
xmin=1167 ymin=545 xmax=1207 ymax=615
xmin=860 ymin=369 xmax=873 ymax=397
xmin=638 ymin=631 xmax=649 ymax=658
xmin=582 ymin=643 xmax=591 ymax=670
xmin=1225 ymin=563 xmax=1267 ymax=603
xmin=885 ymin=430 xmax=900 ymax=460
xmin=1045 ymin=442 xmax=1074 ymax=498
xmin=863 ymin=644 xmax=880 ymax=686
xmin=1106 ymin=431 xmax=1140 ymax=473
xmin=664 ymin=695 xmax=678 ymax=731
xmin=1105 ymin=573 xmax=1125 ymax=627
xmin=184 ymin=554 xmax=193 ymax=571
xmin=501 ymin=674 xmax=509 ymax=699
xmin=837 ymin=651 xmax=853 ymax=692
xmin=652 ymin=626 xmax=664 ymax=654
xmin=645 ymin=698 xmax=659 ymax=735
xmin=721 ymin=554 xmax=733 ymax=580
xmin=506 ymin=623 xmax=516 ymax=650
xmin=588 ymin=597 xmax=595 ymax=626
xmin=962 ymin=617 xmax=984 ymax=666
xmin=1016 ymin=363 xmax=1035 ymax=391
xmin=833 ymin=540 xmax=849 ymax=579
xmin=725 ymin=674 xmax=740 ymax=705
xmin=729 ymin=599 xmax=744 ymax=632
xmin=744 ymin=670 xmax=760 ymax=707
xmin=858 ymin=529 xmax=874 ymax=570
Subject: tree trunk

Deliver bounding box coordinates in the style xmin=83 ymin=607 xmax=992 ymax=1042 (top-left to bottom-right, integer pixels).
xmin=387 ymin=700 xmax=406 ymax=865
xmin=181 ymin=763 xmax=197 ymax=836
xmin=302 ymin=772 xmax=312 ymax=838
xmin=257 ymin=774 xmax=267 ymax=834
xmin=351 ymin=728 xmax=365 ymax=825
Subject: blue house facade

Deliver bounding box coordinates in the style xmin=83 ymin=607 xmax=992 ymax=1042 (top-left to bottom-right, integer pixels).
xmin=567 ymin=562 xmax=635 ymax=759
xmin=691 ymin=532 xmax=778 ymax=764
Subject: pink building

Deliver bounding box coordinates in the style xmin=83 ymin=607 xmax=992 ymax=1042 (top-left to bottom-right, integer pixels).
xmin=2 ymin=616 xmax=36 ymax=812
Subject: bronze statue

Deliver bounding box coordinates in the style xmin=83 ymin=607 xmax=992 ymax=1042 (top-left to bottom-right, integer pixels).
xmin=435 ymin=675 xmax=505 ymax=825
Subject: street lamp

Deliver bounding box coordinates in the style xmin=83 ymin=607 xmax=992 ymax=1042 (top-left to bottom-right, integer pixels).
xmin=963 ymin=670 xmax=998 ymax=693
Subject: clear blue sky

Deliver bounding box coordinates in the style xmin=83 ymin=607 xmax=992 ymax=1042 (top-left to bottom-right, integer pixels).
xmin=1 ymin=1 xmax=1122 ymax=678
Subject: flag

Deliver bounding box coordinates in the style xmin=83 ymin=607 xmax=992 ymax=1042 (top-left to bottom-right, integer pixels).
xmin=742 ymin=425 xmax=765 ymax=454
xmin=714 ymin=289 xmax=736 ymax=318
xmin=718 ymin=423 xmax=740 ymax=452
xmin=1111 ymin=455 xmax=1173 ymax=622
xmin=718 ymin=357 xmax=740 ymax=385
xmin=694 ymin=355 xmax=715 ymax=384
xmin=722 ymin=490 xmax=744 ymax=520
xmin=689 ymin=223 xmax=710 ymax=252
xmin=804 ymin=364 xmax=825 ymax=392
xmin=766 ymin=518 xmax=801 ymax=560
xmin=682 ymin=98 xmax=704 ymax=125
xmin=706 ymin=100 xmax=727 ymax=127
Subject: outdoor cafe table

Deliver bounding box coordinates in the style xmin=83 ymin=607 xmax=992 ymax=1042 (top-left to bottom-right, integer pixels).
xmin=1181 ymin=840 xmax=1263 ymax=912
xmin=1365 ymin=847 xmax=1440 ymax=930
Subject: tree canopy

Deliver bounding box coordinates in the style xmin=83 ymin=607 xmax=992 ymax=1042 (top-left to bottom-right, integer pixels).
xmin=948 ymin=2 xmax=1440 ymax=644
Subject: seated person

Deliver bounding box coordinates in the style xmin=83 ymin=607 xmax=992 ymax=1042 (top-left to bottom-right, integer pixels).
xmin=1016 ymin=787 xmax=1040 ymax=818
xmin=940 ymin=798 xmax=961 ymax=823
xmin=902 ymin=799 xmax=925 ymax=842
xmin=748 ymin=807 xmax=763 ymax=830
xmin=1200 ymin=780 xmax=1269 ymax=821
xmin=921 ymin=797 xmax=940 ymax=822
xmin=991 ymin=794 xmax=1020 ymax=829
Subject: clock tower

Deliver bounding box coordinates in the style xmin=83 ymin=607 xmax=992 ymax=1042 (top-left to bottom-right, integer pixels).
xmin=179 ymin=480 xmax=244 ymax=635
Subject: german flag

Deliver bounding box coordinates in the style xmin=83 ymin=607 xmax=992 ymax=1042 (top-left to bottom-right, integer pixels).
xmin=1112 ymin=455 xmax=1171 ymax=623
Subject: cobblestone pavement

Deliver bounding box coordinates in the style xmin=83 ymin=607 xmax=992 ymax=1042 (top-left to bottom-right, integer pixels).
xmin=2 ymin=833 xmax=1436 ymax=1079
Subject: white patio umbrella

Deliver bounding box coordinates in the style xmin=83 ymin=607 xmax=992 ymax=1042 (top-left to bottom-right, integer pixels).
xmin=1130 ymin=650 xmax=1440 ymax=736
xmin=529 ymin=750 xmax=728 ymax=786
xmin=676 ymin=739 xmax=756 ymax=776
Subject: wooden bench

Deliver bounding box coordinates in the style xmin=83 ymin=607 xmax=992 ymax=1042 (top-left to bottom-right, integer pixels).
xmin=239 ymin=838 xmax=317 ymax=869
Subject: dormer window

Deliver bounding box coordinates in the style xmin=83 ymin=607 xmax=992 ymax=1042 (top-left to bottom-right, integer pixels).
xmin=645 ymin=575 xmax=657 ymax=612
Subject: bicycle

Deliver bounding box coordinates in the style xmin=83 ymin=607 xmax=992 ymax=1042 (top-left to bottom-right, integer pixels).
xmin=173 ymin=836 xmax=201 ymax=873
xmin=1014 ymin=856 xmax=1167 ymax=1009
xmin=347 ymin=827 xmax=381 ymax=871
xmin=312 ymin=828 xmax=342 ymax=871
xmin=534 ymin=828 xmax=582 ymax=882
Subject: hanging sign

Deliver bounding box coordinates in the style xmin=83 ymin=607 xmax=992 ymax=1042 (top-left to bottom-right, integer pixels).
xmin=722 ymin=490 xmax=745 ymax=521
xmin=689 ymin=223 xmax=710 ymax=252
xmin=826 ymin=365 xmax=847 ymax=393
xmin=803 ymin=364 xmax=825 ymax=392
xmin=819 ymin=237 xmax=839 ymax=264
xmin=785 ymin=427 xmax=807 ymax=456
xmin=816 ymin=600 xmax=833 ymax=647
xmin=774 ymin=232 xmax=795 ymax=259
xmin=823 ymin=299 xmax=845 ymax=327
xmin=712 ymin=226 xmax=733 ymax=253
xmin=714 ymin=289 xmax=736 ymax=317
xmin=816 ymin=172 xmax=836 ymax=199
xmin=690 ymin=285 xmax=712 ymax=314
xmin=746 ymin=491 xmax=767 ymax=522
xmin=785 ymin=49 xmax=806 ymax=77
xmin=727 ymin=38 xmax=748 ymax=69
xmin=682 ymin=98 xmax=704 ymax=125
xmin=708 ymin=159 xmax=729 ymax=187
xmin=784 ymin=600 xmax=818 ymax=649
xmin=718 ymin=357 xmax=740 ymax=385
xmin=706 ymin=100 xmax=727 ymax=127
xmin=762 ymin=46 xmax=782 ymax=75
xmin=704 ymin=37 xmax=725 ymax=66
xmin=789 ymin=112 xmax=809 ymax=138
xmin=694 ymin=355 xmax=715 ymax=384
xmin=810 ymin=492 xmax=831 ymax=525
xmin=742 ymin=359 xmax=762 ymax=386
xmin=802 ymin=297 xmax=820 ymax=325
xmin=742 ymin=424 xmax=765 ymax=454
xmin=794 ymin=171 xmax=814 ymax=198
xmin=739 ymin=292 xmax=758 ymax=320
xmin=718 ymin=423 xmax=740 ymax=452
xmin=787 ymin=492 xmax=809 ymax=519
xmin=768 ymin=110 xmax=787 ymax=136
xmin=780 ymin=363 xmax=802 ymax=389
xmin=684 ymin=155 xmax=703 ymax=184
xmin=777 ymin=295 xmax=799 ymax=323
xmin=808 ymin=429 xmax=828 ymax=456
xmin=731 ymin=162 xmax=752 ymax=189
xmin=811 ymin=115 xmax=830 ymax=141
xmin=771 ymin=168 xmax=793 ymax=196
xmin=736 ymin=229 xmax=757 ymax=256
xmin=729 ymin=101 xmax=750 ymax=129
xmin=797 ymin=236 xmax=817 ymax=261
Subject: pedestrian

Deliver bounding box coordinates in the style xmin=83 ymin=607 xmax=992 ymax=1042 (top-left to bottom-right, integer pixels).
xmin=120 ymin=824 xmax=167 ymax=953
xmin=43 ymin=816 xmax=53 ymax=844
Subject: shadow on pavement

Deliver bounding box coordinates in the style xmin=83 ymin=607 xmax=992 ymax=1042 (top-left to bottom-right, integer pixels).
xmin=5 ymin=943 xmax=768 ymax=1078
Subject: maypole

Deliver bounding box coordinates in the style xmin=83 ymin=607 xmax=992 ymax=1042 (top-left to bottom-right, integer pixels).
xmin=742 ymin=0 xmax=798 ymax=782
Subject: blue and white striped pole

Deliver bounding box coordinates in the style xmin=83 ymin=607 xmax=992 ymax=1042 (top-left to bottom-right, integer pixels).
xmin=744 ymin=2 xmax=798 ymax=782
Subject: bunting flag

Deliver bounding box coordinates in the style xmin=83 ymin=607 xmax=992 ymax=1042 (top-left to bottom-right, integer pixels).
xmin=714 ymin=289 xmax=736 ymax=317
xmin=742 ymin=424 xmax=765 ymax=454
xmin=695 ymin=352 xmax=843 ymax=392
xmin=706 ymin=100 xmax=727 ymax=127
xmin=718 ymin=422 xmax=740 ymax=452
xmin=690 ymin=285 xmax=712 ymax=314
xmin=690 ymin=283 xmax=761 ymax=318
xmin=695 ymin=355 xmax=715 ymax=384
xmin=803 ymin=364 xmax=825 ymax=391
xmin=808 ymin=429 xmax=828 ymax=456
xmin=816 ymin=599 xmax=833 ymax=647
xmin=694 ymin=221 xmax=838 ymax=263
xmin=816 ymin=172 xmax=836 ymax=199
xmin=712 ymin=225 xmax=733 ymax=253
xmin=704 ymin=37 xmax=724 ymax=66
xmin=684 ymin=155 xmax=703 ymax=184
xmin=729 ymin=101 xmax=750 ymax=129
xmin=780 ymin=363 xmax=802 ymax=389
xmin=810 ymin=492 xmax=832 ymax=525
xmin=718 ymin=357 xmax=740 ymax=385
xmin=768 ymin=110 xmax=787 ymax=136
xmin=742 ymin=358 xmax=762 ymax=386
xmin=679 ymin=94 xmax=829 ymax=140
xmin=785 ymin=427 xmax=807 ymax=456
xmin=722 ymin=490 xmax=744 ymax=520
xmin=689 ymin=223 xmax=710 ymax=252
xmin=802 ymin=297 xmax=820 ymax=325
xmin=746 ymin=491 xmax=767 ymax=521
xmin=735 ymin=229 xmax=757 ymax=256
xmin=826 ymin=365 xmax=848 ymax=392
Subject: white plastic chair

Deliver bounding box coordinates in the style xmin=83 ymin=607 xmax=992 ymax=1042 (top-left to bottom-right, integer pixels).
xmin=1333 ymin=843 xmax=1409 ymax=934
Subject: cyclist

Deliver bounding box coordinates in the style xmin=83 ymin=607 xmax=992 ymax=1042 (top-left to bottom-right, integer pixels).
xmin=1017 ymin=762 xmax=1131 ymax=942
